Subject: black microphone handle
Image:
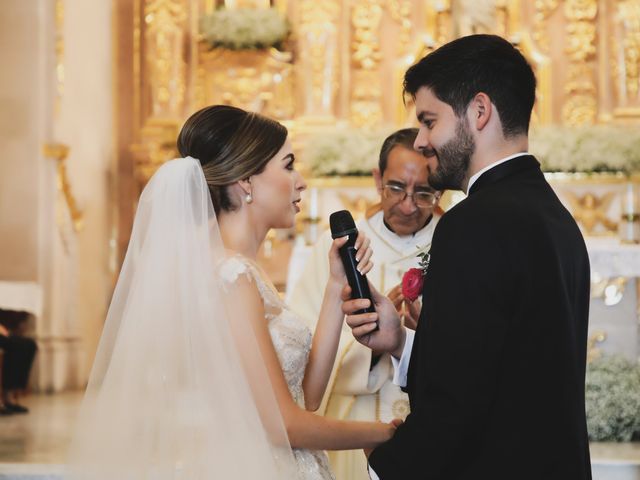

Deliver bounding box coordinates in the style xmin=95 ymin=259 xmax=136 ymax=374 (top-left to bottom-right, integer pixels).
xmin=338 ymin=233 xmax=376 ymax=315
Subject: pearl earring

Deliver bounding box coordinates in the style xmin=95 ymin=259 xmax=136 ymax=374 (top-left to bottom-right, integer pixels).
xmin=245 ymin=193 xmax=253 ymax=204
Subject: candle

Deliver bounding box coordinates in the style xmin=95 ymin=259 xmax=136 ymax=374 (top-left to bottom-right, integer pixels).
xmin=624 ymin=183 xmax=636 ymax=215
xmin=619 ymin=182 xmax=640 ymax=244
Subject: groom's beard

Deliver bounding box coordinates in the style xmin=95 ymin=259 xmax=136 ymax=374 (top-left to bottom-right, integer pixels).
xmin=423 ymin=118 xmax=475 ymax=191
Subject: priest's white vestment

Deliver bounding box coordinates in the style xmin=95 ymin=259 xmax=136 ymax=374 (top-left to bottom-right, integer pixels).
xmin=288 ymin=208 xmax=440 ymax=480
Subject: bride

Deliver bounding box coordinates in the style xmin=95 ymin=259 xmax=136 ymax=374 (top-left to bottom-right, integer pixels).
xmin=67 ymin=105 xmax=398 ymax=479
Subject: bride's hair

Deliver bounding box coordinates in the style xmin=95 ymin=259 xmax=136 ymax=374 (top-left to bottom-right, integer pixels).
xmin=177 ymin=105 xmax=288 ymax=214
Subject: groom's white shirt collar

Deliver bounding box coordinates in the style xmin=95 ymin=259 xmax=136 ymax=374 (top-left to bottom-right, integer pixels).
xmin=465 ymin=152 xmax=530 ymax=195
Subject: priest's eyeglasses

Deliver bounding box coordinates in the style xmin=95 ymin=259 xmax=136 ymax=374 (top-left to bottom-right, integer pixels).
xmin=382 ymin=184 xmax=440 ymax=208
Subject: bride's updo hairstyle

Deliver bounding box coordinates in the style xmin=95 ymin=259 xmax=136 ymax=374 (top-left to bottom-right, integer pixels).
xmin=177 ymin=105 xmax=288 ymax=215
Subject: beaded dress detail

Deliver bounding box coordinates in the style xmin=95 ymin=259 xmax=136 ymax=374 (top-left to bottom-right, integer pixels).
xmin=219 ymin=255 xmax=335 ymax=480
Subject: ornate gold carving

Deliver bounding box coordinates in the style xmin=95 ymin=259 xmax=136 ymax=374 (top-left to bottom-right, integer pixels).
xmin=131 ymin=120 xmax=180 ymax=184
xmin=352 ymin=2 xmax=383 ymax=69
xmin=297 ymin=1 xmax=341 ymax=118
xmin=613 ymin=1 xmax=640 ymax=105
xmin=143 ymin=0 xmax=187 ymax=118
xmin=131 ymin=0 xmax=189 ymax=187
xmin=562 ymin=93 xmax=598 ymax=126
xmin=424 ymin=1 xmax=452 ymax=47
xmin=516 ymin=35 xmax=553 ymax=125
xmin=562 ymin=0 xmax=598 ymax=125
xmin=495 ymin=0 xmax=511 ymax=38
xmin=350 ymin=0 xmax=384 ymax=127
xmin=564 ymin=0 xmax=598 ymax=21
xmin=566 ymin=22 xmax=597 ymax=62
xmin=197 ymin=47 xmax=294 ymax=119
xmin=451 ymin=0 xmax=497 ymax=36
xmin=533 ymin=0 xmax=560 ymax=52
xmin=42 ymin=143 xmax=83 ymax=232
xmin=621 ymin=1 xmax=640 ymax=98
xmin=451 ymin=0 xmax=520 ymax=41
xmin=564 ymin=191 xmax=618 ymax=234
xmin=563 ymin=63 xmax=598 ymax=125
xmin=387 ymin=0 xmax=412 ymax=56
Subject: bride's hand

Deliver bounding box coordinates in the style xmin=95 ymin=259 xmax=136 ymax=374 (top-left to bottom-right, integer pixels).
xmin=389 ymin=418 xmax=404 ymax=428
xmin=328 ymin=232 xmax=373 ymax=284
xmin=364 ymin=419 xmax=401 ymax=457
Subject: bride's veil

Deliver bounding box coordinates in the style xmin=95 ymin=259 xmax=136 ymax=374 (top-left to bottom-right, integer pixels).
xmin=67 ymin=157 xmax=299 ymax=479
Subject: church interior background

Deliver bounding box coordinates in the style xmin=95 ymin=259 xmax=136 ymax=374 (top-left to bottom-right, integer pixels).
xmin=1 ymin=0 xmax=640 ymax=477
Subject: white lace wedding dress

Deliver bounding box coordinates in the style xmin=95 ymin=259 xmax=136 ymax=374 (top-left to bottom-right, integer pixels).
xmin=220 ymin=254 xmax=335 ymax=480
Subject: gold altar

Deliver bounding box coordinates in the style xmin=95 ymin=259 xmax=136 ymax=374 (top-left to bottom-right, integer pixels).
xmin=112 ymin=0 xmax=640 ymax=260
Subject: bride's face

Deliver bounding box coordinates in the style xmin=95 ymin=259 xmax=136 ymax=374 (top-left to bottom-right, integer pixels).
xmin=251 ymin=139 xmax=307 ymax=229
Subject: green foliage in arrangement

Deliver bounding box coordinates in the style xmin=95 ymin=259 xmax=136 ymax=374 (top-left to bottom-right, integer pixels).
xmin=530 ymin=126 xmax=640 ymax=174
xmin=305 ymin=127 xmax=393 ymax=177
xmin=585 ymin=355 xmax=640 ymax=442
xmin=200 ymin=7 xmax=289 ymax=50
xmin=304 ymin=125 xmax=640 ymax=177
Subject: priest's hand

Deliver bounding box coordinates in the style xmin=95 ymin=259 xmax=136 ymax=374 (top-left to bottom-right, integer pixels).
xmin=403 ymin=298 xmax=421 ymax=330
xmin=387 ymin=284 xmax=405 ymax=312
xmin=341 ymin=282 xmax=405 ymax=359
xmin=387 ymin=284 xmax=421 ymax=330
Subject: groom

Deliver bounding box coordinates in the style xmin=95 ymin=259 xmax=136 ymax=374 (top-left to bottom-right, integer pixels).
xmin=342 ymin=35 xmax=592 ymax=479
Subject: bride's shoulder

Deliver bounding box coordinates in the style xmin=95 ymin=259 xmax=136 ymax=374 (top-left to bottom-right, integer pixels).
xmin=218 ymin=253 xmax=283 ymax=311
xmin=218 ymin=252 xmax=258 ymax=285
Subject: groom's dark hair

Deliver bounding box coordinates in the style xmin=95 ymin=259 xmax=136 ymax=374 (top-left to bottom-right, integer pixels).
xmin=404 ymin=34 xmax=536 ymax=138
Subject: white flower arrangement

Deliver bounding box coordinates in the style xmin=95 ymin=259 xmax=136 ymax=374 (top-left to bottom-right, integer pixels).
xmin=200 ymin=8 xmax=289 ymax=50
xmin=530 ymin=125 xmax=640 ymax=174
xmin=304 ymin=125 xmax=640 ymax=176
xmin=585 ymin=355 xmax=640 ymax=441
xmin=305 ymin=127 xmax=393 ymax=177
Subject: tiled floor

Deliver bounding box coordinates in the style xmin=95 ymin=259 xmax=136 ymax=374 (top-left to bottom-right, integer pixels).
xmin=0 ymin=393 xmax=82 ymax=464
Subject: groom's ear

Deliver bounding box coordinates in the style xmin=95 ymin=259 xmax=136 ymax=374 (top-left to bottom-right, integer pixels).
xmin=468 ymin=92 xmax=492 ymax=131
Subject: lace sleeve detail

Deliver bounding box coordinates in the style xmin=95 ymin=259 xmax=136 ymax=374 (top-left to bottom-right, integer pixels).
xmin=218 ymin=255 xmax=256 ymax=291
xmin=218 ymin=255 xmax=253 ymax=286
xmin=218 ymin=255 xmax=284 ymax=312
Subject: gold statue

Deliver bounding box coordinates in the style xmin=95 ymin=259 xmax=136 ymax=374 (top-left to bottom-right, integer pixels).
xmin=564 ymin=191 xmax=617 ymax=234
xmin=451 ymin=0 xmax=497 ymax=36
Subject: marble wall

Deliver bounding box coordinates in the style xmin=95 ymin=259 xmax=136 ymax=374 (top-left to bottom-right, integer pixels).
xmin=0 ymin=0 xmax=113 ymax=391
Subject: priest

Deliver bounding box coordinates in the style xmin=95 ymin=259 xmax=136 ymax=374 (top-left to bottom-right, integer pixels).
xmin=288 ymin=128 xmax=442 ymax=480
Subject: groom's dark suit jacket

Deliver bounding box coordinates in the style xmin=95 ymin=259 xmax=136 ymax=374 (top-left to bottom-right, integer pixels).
xmin=369 ymin=156 xmax=592 ymax=479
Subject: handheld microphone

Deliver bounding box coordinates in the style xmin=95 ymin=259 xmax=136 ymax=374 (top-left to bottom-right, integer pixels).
xmin=329 ymin=210 xmax=376 ymax=318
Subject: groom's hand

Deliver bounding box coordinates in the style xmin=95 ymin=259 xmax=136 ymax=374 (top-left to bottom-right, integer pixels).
xmin=341 ymin=282 xmax=405 ymax=358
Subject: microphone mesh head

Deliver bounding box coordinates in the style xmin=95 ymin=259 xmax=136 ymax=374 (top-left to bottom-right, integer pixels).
xmin=329 ymin=210 xmax=357 ymax=239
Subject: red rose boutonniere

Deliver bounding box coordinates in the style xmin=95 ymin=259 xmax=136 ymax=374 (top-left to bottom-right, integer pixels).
xmin=401 ymin=251 xmax=430 ymax=302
